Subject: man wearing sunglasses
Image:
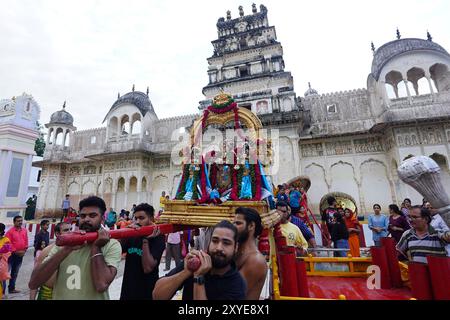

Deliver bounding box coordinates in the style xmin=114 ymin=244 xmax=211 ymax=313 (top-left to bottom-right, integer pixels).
xmin=29 ymin=196 xmax=122 ymax=300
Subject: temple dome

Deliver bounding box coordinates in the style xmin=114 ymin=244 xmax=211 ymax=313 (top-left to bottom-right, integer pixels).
xmin=49 ymin=103 xmax=73 ymax=126
xmin=371 ymin=38 xmax=450 ymax=80
xmin=304 ymin=82 xmax=318 ymax=97
xmin=103 ymin=90 xmax=154 ymax=122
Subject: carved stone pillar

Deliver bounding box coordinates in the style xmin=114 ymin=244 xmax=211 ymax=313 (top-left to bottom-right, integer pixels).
xmin=380 ymin=80 xmax=391 ymax=107
xmin=137 ymin=175 xmax=142 ymax=204
xmin=52 ymin=128 xmax=57 ymax=145
xmin=290 ymin=136 xmax=300 ymax=176
xmin=425 ymin=72 xmax=436 ymax=101
xmin=128 ymin=115 xmax=132 ymax=141
xmin=62 ymin=128 xmax=67 ymax=147
xmin=46 ymin=128 xmax=52 ymax=144
xmin=403 ymin=78 xmax=412 ymax=104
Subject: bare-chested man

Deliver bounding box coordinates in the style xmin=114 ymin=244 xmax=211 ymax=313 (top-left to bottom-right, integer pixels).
xmin=233 ymin=207 xmax=268 ymax=300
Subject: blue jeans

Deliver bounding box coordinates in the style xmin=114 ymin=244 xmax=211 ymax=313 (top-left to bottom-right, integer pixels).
xmin=8 ymin=253 xmax=24 ymax=291
xmin=334 ymin=239 xmax=349 ymax=257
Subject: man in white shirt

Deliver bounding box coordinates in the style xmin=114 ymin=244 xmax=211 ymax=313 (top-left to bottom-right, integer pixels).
xmin=164 ymin=231 xmax=182 ymax=271
xmin=428 ymin=202 xmax=450 ymax=256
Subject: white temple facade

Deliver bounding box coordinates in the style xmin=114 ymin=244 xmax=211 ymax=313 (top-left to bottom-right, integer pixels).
xmin=35 ymin=5 xmax=450 ymax=218
xmin=0 ymin=94 xmax=40 ymax=224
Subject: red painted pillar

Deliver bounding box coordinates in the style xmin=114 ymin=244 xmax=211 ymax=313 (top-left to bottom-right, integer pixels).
xmin=427 ymin=256 xmax=450 ymax=300
xmin=278 ymin=251 xmax=299 ymax=297
xmin=408 ymin=262 xmax=433 ymax=300
xmin=370 ymin=246 xmax=392 ymax=289
xmin=295 ymin=259 xmax=310 ymax=297
xmin=381 ymin=237 xmax=402 ymax=287
xmin=258 ymin=228 xmax=270 ymax=258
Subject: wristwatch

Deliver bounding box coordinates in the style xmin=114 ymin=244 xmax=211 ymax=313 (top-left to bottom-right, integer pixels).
xmin=193 ymin=276 xmax=205 ymax=285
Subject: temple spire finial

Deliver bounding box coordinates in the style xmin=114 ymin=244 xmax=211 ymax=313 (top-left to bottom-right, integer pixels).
xmin=238 ymin=5 xmax=244 ymax=17
xmin=146 ymin=86 xmax=149 ymax=96
xmin=427 ymin=30 xmax=433 ymax=41
xmin=226 ymin=10 xmax=231 ymax=20
xmin=396 ymin=28 xmax=401 ymax=40
xmin=63 ymin=101 xmax=66 ymax=109
xmin=132 ymin=84 xmax=135 ymax=92
xmin=371 ymin=41 xmax=375 ymax=53
xmin=118 ymin=92 xmax=120 ymax=99
xmin=252 ymin=3 xmax=257 ymax=13
xmin=308 ymin=82 xmax=311 ymax=89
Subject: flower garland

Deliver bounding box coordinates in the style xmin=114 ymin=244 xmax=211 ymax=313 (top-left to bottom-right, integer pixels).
xmin=175 ymin=164 xmax=190 ymax=200
xmin=207 ymin=102 xmax=237 ymax=114
xmin=175 ymin=164 xmax=201 ymax=200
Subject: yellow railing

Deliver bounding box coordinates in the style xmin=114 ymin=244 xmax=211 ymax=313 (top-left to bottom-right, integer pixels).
xmin=303 ymin=255 xmax=373 ymax=277
xmin=271 ymin=254 xmax=346 ymax=300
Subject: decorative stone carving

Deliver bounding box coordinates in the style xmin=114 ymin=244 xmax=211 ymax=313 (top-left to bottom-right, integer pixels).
xmin=83 ymin=165 xmax=96 ymax=175
xmin=256 ymin=101 xmax=268 ymax=114
xmin=22 ymin=101 xmax=32 ymax=120
xmin=446 ymin=126 xmax=450 ymax=142
xmin=354 ymin=137 xmax=384 ymax=153
xmin=50 ymin=165 xmax=59 ymax=176
xmin=235 ymin=21 xmax=248 ymax=33
xmin=0 ymin=99 xmax=15 ymax=117
xmin=153 ymin=157 xmax=170 ymax=169
xmin=104 ymin=162 xmax=115 ymax=171
xmin=225 ymin=37 xmax=239 ymax=51
xmin=325 ymin=141 xmax=353 ymax=156
xmin=69 ymin=166 xmax=81 ymax=175
xmin=394 ymin=127 xmax=420 ymax=147
xmin=419 ymin=125 xmax=444 ymax=145
xmin=300 ymin=143 xmax=324 ymax=157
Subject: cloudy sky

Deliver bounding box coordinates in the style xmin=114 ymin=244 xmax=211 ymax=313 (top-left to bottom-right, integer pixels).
xmin=1 ymin=0 xmax=449 ymax=131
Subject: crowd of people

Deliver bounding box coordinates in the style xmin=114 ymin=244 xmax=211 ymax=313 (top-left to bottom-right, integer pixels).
xmin=0 ymin=184 xmax=449 ymax=300
xmin=0 ymin=193 xmax=269 ymax=300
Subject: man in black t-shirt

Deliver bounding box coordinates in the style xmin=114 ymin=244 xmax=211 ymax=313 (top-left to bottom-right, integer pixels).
xmin=120 ymin=203 xmax=166 ymax=300
xmin=153 ymin=220 xmax=246 ymax=300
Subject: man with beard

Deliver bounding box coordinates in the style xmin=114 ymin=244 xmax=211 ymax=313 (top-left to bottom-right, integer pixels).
xmin=29 ymin=196 xmax=122 ymax=300
xmin=233 ymin=207 xmax=268 ymax=300
xmin=119 ymin=203 xmax=166 ymax=300
xmin=153 ymin=220 xmax=246 ymax=300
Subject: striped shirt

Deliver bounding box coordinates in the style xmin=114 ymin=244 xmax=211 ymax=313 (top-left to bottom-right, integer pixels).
xmin=396 ymin=228 xmax=449 ymax=264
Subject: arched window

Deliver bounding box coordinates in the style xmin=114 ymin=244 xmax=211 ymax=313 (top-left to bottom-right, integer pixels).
xmin=64 ymin=131 xmax=70 ymax=147
xmin=47 ymin=128 xmax=54 ymax=144
xmin=385 ymin=70 xmax=403 ymax=99
xmin=109 ymin=116 xmax=118 ymax=137
xmin=385 ymin=83 xmax=396 ymax=99
xmin=121 ymin=115 xmax=130 ymax=135
xmin=397 ymin=81 xmax=414 ymax=98
xmin=55 ymin=128 xmax=64 ymax=145
xmin=142 ymin=177 xmax=147 ymax=192
xmin=430 ymin=63 xmax=450 ymax=92
xmin=131 ymin=120 xmax=141 ymax=135
xmin=129 ymin=176 xmax=138 ymax=192
xmin=117 ymin=177 xmax=125 ymax=192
